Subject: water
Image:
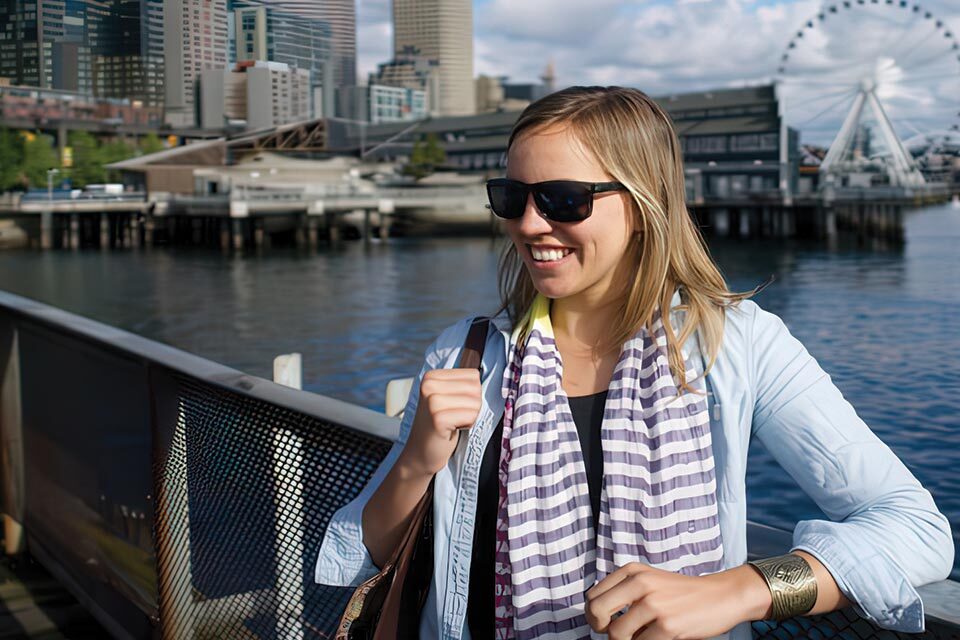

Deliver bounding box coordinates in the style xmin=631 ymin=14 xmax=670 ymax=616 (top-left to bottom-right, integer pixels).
xmin=0 ymin=204 xmax=957 ymax=577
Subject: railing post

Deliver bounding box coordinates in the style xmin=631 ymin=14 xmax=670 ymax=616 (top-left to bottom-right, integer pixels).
xmin=0 ymin=319 xmax=24 ymax=555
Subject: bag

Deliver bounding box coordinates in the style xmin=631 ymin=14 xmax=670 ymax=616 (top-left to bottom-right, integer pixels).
xmin=336 ymin=317 xmax=492 ymax=640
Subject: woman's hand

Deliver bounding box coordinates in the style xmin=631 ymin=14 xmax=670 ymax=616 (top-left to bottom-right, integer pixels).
xmin=585 ymin=561 xmax=772 ymax=640
xmin=397 ymin=368 xmax=483 ymax=477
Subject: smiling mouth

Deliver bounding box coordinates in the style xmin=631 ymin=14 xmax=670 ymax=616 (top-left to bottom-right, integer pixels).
xmin=528 ymin=244 xmax=575 ymax=262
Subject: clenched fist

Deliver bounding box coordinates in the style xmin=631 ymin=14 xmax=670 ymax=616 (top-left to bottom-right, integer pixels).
xmin=398 ymin=368 xmax=483 ymax=476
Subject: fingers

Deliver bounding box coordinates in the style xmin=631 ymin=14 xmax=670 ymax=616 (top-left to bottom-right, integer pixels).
xmin=586 ymin=562 xmax=649 ymax=600
xmin=421 ymin=367 xmax=481 ymax=382
xmin=586 ymin=566 xmax=654 ymax=633
xmin=606 ymin=600 xmax=655 ymax=640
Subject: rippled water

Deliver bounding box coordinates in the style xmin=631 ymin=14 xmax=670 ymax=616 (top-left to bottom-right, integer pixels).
xmin=0 ymin=204 xmax=957 ymax=576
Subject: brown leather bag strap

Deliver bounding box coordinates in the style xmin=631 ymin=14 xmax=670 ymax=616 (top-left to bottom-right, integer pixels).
xmin=459 ymin=317 xmax=490 ymax=372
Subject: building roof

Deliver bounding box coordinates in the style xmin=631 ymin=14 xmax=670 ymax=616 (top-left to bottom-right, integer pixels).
xmin=658 ymin=85 xmax=776 ymax=112
xmin=673 ymin=115 xmax=779 ymax=136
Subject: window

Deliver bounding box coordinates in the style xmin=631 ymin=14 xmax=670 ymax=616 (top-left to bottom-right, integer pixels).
xmin=685 ymin=135 xmax=726 ymax=154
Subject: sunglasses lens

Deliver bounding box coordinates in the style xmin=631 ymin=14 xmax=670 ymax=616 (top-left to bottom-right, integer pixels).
xmin=534 ymin=183 xmax=592 ymax=222
xmin=487 ymin=181 xmax=527 ymax=219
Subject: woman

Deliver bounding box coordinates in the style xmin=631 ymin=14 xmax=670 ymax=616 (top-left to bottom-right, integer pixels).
xmin=316 ymin=86 xmax=953 ymax=639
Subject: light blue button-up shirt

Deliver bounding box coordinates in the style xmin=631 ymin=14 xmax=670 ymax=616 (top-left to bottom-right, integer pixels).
xmin=315 ymin=295 xmax=954 ymax=639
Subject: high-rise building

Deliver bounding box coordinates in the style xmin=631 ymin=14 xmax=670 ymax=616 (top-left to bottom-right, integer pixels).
xmin=392 ymin=0 xmax=474 ymax=116
xmin=230 ymin=1 xmax=334 ymax=118
xmin=37 ymin=0 xmax=93 ymax=92
xmin=164 ymin=0 xmax=229 ymax=127
xmin=249 ymin=0 xmax=355 ymax=88
xmin=336 ymin=84 xmax=426 ymax=125
xmin=89 ymin=0 xmax=164 ymax=108
xmin=200 ymin=60 xmax=310 ymax=129
xmin=370 ymin=47 xmax=440 ymax=117
xmin=0 ymin=0 xmax=41 ymax=87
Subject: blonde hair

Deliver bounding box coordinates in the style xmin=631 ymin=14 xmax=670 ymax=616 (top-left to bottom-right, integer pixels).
xmin=495 ymin=86 xmax=768 ymax=392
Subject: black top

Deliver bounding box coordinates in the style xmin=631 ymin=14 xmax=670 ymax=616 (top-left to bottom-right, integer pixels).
xmin=466 ymin=389 xmax=608 ymax=639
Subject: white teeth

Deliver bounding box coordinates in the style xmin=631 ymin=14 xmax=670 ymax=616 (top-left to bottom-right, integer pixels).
xmin=531 ymin=247 xmax=572 ymax=261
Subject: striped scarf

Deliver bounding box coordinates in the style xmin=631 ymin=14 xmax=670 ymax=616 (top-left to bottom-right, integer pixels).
xmin=492 ymin=293 xmax=724 ymax=639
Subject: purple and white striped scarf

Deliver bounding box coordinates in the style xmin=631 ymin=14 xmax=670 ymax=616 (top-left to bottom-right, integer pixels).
xmin=492 ymin=293 xmax=724 ymax=639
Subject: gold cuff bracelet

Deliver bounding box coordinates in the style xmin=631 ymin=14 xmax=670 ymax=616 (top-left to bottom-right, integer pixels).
xmin=747 ymin=553 xmax=818 ymax=621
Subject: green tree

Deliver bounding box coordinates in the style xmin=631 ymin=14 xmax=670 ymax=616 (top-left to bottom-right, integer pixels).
xmin=21 ymin=133 xmax=59 ymax=188
xmin=0 ymin=128 xmax=24 ymax=191
xmin=100 ymin=138 xmax=137 ymax=181
xmin=139 ymin=133 xmax=164 ymax=156
xmin=67 ymin=130 xmax=104 ymax=188
xmin=404 ymin=133 xmax=447 ymax=179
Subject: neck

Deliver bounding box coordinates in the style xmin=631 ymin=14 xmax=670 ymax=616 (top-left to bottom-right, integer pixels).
xmin=551 ymin=288 xmax=623 ymax=355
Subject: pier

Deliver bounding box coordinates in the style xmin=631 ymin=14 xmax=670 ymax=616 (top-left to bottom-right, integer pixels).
xmin=0 ymin=183 xmax=951 ymax=251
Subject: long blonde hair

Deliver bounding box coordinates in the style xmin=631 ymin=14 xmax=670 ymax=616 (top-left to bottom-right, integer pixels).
xmin=495 ymin=86 xmax=767 ymax=392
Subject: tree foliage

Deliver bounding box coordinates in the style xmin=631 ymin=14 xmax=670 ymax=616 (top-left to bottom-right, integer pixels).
xmin=67 ymin=130 xmax=104 ymax=188
xmin=21 ymin=133 xmax=59 ymax=188
xmin=0 ymin=130 xmax=156 ymax=192
xmin=0 ymin=128 xmax=24 ymax=191
xmin=403 ymin=133 xmax=447 ymax=179
xmin=139 ymin=133 xmax=165 ymax=155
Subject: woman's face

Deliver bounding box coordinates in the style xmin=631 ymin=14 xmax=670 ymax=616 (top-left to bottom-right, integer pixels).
xmin=504 ymin=124 xmax=636 ymax=303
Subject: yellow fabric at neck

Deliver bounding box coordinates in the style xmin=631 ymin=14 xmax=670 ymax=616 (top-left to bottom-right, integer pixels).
xmin=513 ymin=293 xmax=555 ymax=345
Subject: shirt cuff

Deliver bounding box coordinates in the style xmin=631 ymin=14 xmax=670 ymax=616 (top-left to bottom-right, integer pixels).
xmin=791 ymin=519 xmax=925 ymax=633
xmin=314 ymin=503 xmax=381 ymax=588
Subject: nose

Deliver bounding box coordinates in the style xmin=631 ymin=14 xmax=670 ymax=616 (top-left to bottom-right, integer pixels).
xmin=514 ymin=192 xmax=554 ymax=236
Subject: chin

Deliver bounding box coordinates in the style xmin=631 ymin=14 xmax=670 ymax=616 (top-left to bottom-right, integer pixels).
xmin=531 ymin=277 xmax=577 ymax=300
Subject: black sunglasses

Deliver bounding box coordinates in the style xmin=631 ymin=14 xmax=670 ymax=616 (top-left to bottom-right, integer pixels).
xmin=485 ymin=178 xmax=627 ymax=222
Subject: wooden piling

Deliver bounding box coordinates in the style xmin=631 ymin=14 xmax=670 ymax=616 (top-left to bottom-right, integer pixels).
xmin=219 ymin=219 xmax=231 ymax=252
xmin=70 ymin=215 xmax=79 ymax=250
xmin=232 ymin=218 xmax=244 ymax=251
xmin=99 ymin=214 xmax=110 ymax=250
xmin=253 ymin=219 xmax=265 ymax=250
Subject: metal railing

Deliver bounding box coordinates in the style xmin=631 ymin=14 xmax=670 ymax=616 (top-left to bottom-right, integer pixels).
xmin=0 ymin=289 xmax=956 ymax=639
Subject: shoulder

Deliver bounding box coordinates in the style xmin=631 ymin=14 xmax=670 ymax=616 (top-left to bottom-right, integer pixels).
xmin=424 ymin=311 xmax=509 ymax=370
xmin=719 ymin=297 xmax=791 ymax=356
xmin=702 ymin=297 xmax=799 ymax=393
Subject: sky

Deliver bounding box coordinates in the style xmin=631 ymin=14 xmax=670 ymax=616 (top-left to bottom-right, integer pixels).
xmin=356 ymin=0 xmax=960 ymax=145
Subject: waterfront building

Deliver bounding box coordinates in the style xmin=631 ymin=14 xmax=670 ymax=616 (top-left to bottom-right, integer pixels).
xmin=393 ymin=0 xmax=474 ymax=116
xmin=200 ymin=60 xmax=310 ymax=130
xmin=165 ymin=0 xmax=229 ymax=127
xmin=329 ymin=84 xmax=798 ymax=198
xmin=336 ymin=84 xmax=426 ymax=125
xmin=249 ymin=0 xmax=355 ymax=89
xmin=229 ymin=1 xmax=335 ymax=118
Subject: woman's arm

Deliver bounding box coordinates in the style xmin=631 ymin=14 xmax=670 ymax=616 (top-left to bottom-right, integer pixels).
xmin=315 ymin=318 xmax=477 ymax=587
xmin=361 ymin=367 xmax=482 ymax=568
xmin=723 ymin=549 xmax=851 ymax=619
xmin=749 ymin=302 xmax=953 ymax=630
xmin=584 ymin=551 xmax=851 ymax=640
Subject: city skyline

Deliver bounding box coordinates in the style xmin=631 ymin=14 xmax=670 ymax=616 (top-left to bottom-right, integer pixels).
xmin=359 ymin=0 xmax=960 ymax=144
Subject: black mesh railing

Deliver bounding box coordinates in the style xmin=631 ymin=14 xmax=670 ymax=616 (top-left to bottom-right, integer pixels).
xmin=156 ymin=376 xmax=393 ymax=639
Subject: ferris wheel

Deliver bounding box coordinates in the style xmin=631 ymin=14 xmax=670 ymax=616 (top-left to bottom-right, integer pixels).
xmin=776 ymin=0 xmax=960 ymax=186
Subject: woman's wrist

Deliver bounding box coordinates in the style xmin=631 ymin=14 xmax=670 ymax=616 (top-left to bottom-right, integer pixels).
xmin=395 ymin=448 xmax=439 ymax=481
xmin=709 ymin=564 xmax=774 ymax=624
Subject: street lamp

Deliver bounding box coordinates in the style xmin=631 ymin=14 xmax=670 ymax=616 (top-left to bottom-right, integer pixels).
xmin=47 ymin=168 xmax=60 ymax=203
